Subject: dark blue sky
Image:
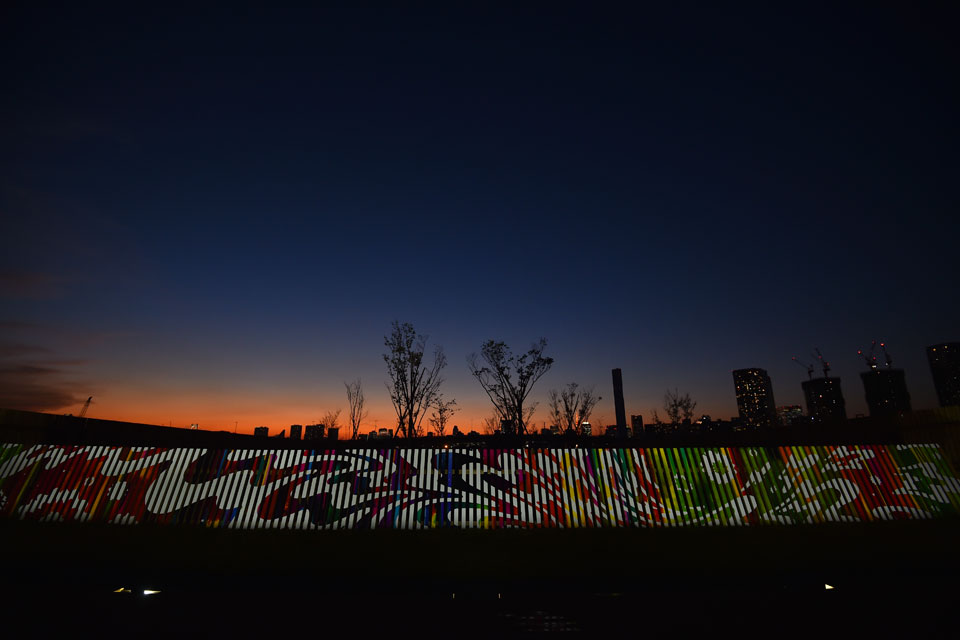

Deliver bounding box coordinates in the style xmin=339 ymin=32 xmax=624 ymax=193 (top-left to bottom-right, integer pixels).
xmin=2 ymin=3 xmax=957 ymax=431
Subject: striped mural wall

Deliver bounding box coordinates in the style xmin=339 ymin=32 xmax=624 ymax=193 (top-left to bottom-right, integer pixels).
xmin=1 ymin=443 xmax=959 ymax=529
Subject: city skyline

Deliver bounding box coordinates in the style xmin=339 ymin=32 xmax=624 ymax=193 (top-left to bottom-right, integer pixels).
xmin=1 ymin=323 xmax=954 ymax=434
xmin=2 ymin=5 xmax=957 ymax=434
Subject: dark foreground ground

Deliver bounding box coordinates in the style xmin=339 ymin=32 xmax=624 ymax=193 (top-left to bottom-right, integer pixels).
xmin=2 ymin=519 xmax=958 ymax=636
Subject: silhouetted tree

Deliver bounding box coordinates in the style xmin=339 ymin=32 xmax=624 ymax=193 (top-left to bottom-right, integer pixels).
xmin=548 ymin=383 xmax=598 ymax=434
xmin=344 ymin=378 xmax=368 ymax=439
xmin=383 ymin=321 xmax=446 ymax=438
xmin=321 ymin=409 xmax=342 ymax=433
xmin=663 ymin=388 xmax=696 ymax=424
xmin=481 ymin=410 xmax=501 ymax=435
xmin=428 ymin=395 xmax=458 ymax=436
xmin=468 ymin=339 xmax=553 ymax=435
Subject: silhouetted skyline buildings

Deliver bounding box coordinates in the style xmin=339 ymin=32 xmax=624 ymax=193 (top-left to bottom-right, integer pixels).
xmin=927 ymin=343 xmax=960 ymax=408
xmin=239 ymin=339 xmax=960 ymax=435
xmin=777 ymin=405 xmax=804 ymax=426
xmin=612 ymin=368 xmax=626 ymax=430
xmin=802 ymin=377 xmax=847 ymax=422
xmin=861 ymin=369 xmax=912 ymax=418
xmin=733 ymin=368 xmax=777 ymax=428
xmin=11 ymin=333 xmax=959 ymax=436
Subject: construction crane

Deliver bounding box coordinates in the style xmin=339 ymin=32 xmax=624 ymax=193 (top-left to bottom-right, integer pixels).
xmin=812 ymin=348 xmax=831 ymax=378
xmin=857 ymin=341 xmax=879 ymax=370
xmin=879 ymin=342 xmax=893 ymax=368
xmin=77 ymin=396 xmax=92 ymax=419
xmin=791 ymin=356 xmax=815 ymax=380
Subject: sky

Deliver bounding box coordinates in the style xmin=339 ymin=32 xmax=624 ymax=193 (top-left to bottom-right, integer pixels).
xmin=1 ymin=4 xmax=958 ymax=435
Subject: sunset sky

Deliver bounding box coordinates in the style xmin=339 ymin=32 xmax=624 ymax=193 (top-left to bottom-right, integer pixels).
xmin=2 ymin=5 xmax=957 ymax=434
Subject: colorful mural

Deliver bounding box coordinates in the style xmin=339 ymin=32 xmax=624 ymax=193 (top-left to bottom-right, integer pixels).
xmin=1 ymin=443 xmax=959 ymax=529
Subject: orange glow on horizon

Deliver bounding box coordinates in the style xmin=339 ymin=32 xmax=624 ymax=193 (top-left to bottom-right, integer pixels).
xmin=42 ymin=388 xmax=736 ymax=437
xmin=84 ymin=400 xmax=506 ymax=438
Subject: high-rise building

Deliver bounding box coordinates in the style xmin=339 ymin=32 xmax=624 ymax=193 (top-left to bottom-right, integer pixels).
xmin=254 ymin=426 xmax=269 ymax=437
xmin=304 ymin=424 xmax=326 ymax=440
xmin=927 ymin=343 xmax=960 ymax=407
xmin=801 ymin=377 xmax=847 ymax=422
xmin=860 ymin=369 xmax=911 ymax=417
xmin=612 ymin=368 xmax=627 ymax=429
xmin=630 ymin=414 xmax=643 ymax=435
xmin=732 ymin=368 xmax=777 ymax=427
xmin=289 ymin=424 xmax=303 ymax=440
xmin=777 ymin=405 xmax=804 ymax=426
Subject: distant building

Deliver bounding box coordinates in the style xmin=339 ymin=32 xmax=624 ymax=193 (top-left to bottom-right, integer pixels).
xmin=927 ymin=343 xmax=960 ymax=407
xmin=728 ymin=417 xmax=749 ymax=432
xmin=732 ymin=368 xmax=777 ymax=427
xmin=860 ymin=369 xmax=911 ymax=417
xmin=710 ymin=418 xmax=736 ymax=433
xmin=289 ymin=424 xmax=303 ymax=441
xmin=500 ymin=419 xmax=517 ymax=435
xmin=801 ymin=377 xmax=847 ymax=422
xmin=612 ymin=368 xmax=627 ymax=429
xmin=253 ymin=426 xmax=269 ymax=437
xmin=326 ymin=427 xmax=339 ymax=440
xmin=304 ymin=424 xmax=325 ymax=440
xmin=776 ymin=405 xmax=804 ymax=426
xmin=630 ymin=414 xmax=643 ymax=437
xmin=580 ymin=421 xmax=592 ymax=436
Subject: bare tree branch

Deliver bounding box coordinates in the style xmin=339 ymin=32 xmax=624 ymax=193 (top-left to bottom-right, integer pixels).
xmin=481 ymin=410 xmax=501 ymax=435
xmin=321 ymin=409 xmax=342 ymax=433
xmin=663 ymin=388 xmax=697 ymax=425
xmin=345 ymin=378 xmax=368 ymax=439
xmin=548 ymin=382 xmax=598 ymax=434
xmin=383 ymin=321 xmax=446 ymax=438
xmin=468 ymin=338 xmax=553 ymax=435
xmin=428 ymin=394 xmax=458 ymax=437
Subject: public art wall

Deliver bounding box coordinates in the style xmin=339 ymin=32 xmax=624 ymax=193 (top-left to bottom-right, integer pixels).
xmin=1 ymin=443 xmax=959 ymax=529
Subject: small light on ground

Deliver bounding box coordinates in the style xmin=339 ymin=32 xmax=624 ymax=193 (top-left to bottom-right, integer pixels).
xmin=142 ymin=589 xmax=161 ymax=595
xmin=824 ymin=584 xmax=835 ymax=590
xmin=113 ymin=587 xmax=131 ymax=593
